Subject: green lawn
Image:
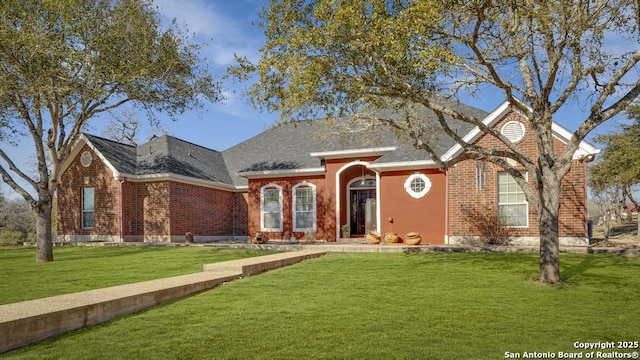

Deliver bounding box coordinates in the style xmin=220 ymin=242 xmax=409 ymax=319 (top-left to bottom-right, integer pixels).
xmin=2 ymin=251 xmax=639 ymax=359
xmin=0 ymin=246 xmax=277 ymax=305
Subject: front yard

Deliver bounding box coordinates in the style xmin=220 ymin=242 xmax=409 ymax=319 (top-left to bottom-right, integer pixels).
xmin=0 ymin=246 xmax=277 ymax=305
xmin=1 ymin=248 xmax=639 ymax=359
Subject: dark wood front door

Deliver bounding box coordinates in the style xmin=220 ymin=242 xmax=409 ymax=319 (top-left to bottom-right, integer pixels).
xmin=350 ymin=189 xmax=377 ymax=236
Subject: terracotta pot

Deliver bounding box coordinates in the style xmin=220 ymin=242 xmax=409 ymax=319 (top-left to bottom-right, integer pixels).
xmin=404 ymin=232 xmax=421 ymax=245
xmin=384 ymin=232 xmax=399 ymax=244
xmin=366 ymin=231 xmax=381 ymax=244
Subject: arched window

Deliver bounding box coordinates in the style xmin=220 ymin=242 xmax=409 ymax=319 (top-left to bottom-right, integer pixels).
xmin=260 ymin=183 xmax=283 ymax=231
xmin=292 ymin=182 xmax=316 ymax=231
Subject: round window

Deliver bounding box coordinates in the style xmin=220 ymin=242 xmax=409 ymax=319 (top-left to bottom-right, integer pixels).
xmin=80 ymin=151 xmax=92 ymax=167
xmin=404 ymin=173 xmax=431 ymax=199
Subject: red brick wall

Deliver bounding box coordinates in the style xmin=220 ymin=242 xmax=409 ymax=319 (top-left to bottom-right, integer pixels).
xmin=59 ymin=143 xmax=249 ymax=242
xmin=247 ymin=175 xmax=327 ymax=241
xmin=57 ymin=145 xmax=121 ymax=238
xmin=121 ymin=180 xmax=248 ymax=241
xmin=447 ymin=110 xmax=588 ymax=239
xmin=168 ymin=181 xmax=235 ymax=236
xmin=233 ymin=192 xmax=249 ymax=237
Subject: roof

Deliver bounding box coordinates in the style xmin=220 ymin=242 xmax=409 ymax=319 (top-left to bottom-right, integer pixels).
xmin=69 ymin=99 xmax=599 ymax=189
xmin=222 ymin=98 xmax=486 ymax=184
xmin=80 ymin=133 xmax=233 ymax=187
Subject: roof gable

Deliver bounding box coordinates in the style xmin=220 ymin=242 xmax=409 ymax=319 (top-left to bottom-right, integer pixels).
xmin=61 ymin=134 xmax=235 ymax=190
xmin=440 ymin=100 xmax=600 ymax=162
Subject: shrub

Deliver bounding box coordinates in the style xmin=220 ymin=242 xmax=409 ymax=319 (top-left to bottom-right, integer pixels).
xmin=460 ymin=205 xmax=514 ymax=245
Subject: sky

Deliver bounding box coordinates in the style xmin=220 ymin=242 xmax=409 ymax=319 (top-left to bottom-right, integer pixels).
xmin=0 ymin=0 xmax=635 ymax=199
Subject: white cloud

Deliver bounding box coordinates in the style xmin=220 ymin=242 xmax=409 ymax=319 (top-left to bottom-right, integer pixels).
xmin=153 ymin=0 xmax=264 ymax=66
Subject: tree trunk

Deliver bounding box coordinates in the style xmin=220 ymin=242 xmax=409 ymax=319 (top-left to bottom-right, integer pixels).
xmin=538 ymin=179 xmax=561 ymax=284
xmin=34 ymin=200 xmax=53 ymax=262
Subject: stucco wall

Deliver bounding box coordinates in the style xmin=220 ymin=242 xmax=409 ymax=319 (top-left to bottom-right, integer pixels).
xmin=379 ymin=169 xmax=447 ymax=244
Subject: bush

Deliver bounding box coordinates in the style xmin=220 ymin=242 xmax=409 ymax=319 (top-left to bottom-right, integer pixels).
xmin=460 ymin=205 xmax=514 ymax=245
xmin=0 ymin=228 xmax=35 ymax=246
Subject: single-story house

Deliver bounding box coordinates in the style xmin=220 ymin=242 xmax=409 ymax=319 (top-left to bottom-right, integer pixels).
xmin=56 ymin=99 xmax=599 ymax=245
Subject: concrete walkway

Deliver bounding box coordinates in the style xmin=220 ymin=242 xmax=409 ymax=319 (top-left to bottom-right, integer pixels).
xmin=0 ymin=250 xmax=327 ymax=354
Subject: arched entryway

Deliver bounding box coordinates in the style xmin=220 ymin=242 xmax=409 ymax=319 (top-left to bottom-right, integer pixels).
xmin=335 ymin=161 xmax=380 ymax=239
xmin=347 ymin=176 xmax=377 ymax=236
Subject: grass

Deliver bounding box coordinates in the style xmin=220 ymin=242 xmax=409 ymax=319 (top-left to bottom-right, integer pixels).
xmin=0 ymin=246 xmax=277 ymax=305
xmin=2 ymin=251 xmax=639 ymax=359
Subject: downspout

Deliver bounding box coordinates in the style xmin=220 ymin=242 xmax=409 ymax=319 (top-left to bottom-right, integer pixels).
xmin=232 ymin=192 xmax=236 ymax=240
xmin=120 ymin=177 xmax=126 ymax=242
xmin=444 ymin=169 xmax=449 ymax=244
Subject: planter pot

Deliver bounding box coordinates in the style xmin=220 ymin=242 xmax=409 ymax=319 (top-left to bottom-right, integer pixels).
xmin=384 ymin=232 xmax=399 ymax=244
xmin=342 ymin=232 xmax=350 ymax=239
xmin=366 ymin=231 xmax=381 ymax=244
xmin=253 ymin=232 xmax=269 ymax=244
xmin=404 ymin=232 xmax=421 ymax=245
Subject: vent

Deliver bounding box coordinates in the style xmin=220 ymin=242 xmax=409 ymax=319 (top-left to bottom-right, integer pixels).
xmin=501 ymin=121 xmax=525 ymax=143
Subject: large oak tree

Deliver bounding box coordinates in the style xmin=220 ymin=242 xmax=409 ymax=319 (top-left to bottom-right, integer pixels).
xmin=234 ymin=0 xmax=640 ymax=283
xmin=0 ymin=0 xmax=220 ymax=262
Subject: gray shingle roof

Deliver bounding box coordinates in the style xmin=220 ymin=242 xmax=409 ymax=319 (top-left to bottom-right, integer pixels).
xmin=84 ymin=134 xmax=232 ymax=185
xmin=84 ymin=99 xmax=489 ymax=188
xmin=84 ymin=134 xmax=137 ymax=174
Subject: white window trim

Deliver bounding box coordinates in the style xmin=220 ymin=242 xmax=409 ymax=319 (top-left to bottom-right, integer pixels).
xmin=292 ymin=181 xmax=316 ymax=232
xmin=260 ymin=183 xmax=283 ymax=232
xmin=82 ymin=187 xmax=95 ymax=229
xmin=498 ymin=171 xmax=529 ymax=228
xmin=404 ymin=173 xmax=432 ymax=199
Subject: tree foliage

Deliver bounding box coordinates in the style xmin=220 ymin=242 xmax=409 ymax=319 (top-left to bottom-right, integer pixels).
xmin=589 ymin=105 xmax=640 ymax=210
xmin=0 ymin=0 xmax=221 ymax=261
xmin=234 ymin=0 xmax=640 ymax=283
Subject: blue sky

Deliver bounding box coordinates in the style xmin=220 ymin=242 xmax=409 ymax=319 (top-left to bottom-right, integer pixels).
xmin=0 ymin=0 xmax=634 ymax=198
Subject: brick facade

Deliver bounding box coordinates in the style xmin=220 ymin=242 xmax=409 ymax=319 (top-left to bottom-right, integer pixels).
xmin=447 ymin=110 xmax=589 ymax=244
xmin=58 ymin=103 xmax=594 ymax=245
xmin=57 ymin=145 xmax=122 ymax=241
xmin=57 ymin=146 xmax=248 ymax=242
xmin=247 ymin=175 xmax=328 ymax=241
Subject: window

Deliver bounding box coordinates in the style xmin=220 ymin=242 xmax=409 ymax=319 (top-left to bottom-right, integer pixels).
xmin=404 ymin=173 xmax=432 ymax=199
xmin=82 ymin=187 xmax=95 ymax=228
xmin=293 ymin=182 xmax=316 ymax=231
xmin=498 ymin=172 xmax=528 ymax=227
xmin=260 ymin=184 xmax=282 ymax=231
xmin=80 ymin=151 xmax=92 ymax=167
xmin=475 ymin=161 xmax=486 ymax=193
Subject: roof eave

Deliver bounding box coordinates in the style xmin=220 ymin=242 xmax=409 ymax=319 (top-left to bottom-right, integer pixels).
xmin=118 ymin=173 xmax=244 ymax=192
xmin=310 ymin=146 xmax=397 ymax=160
xmin=438 ymin=100 xmax=601 ymax=162
xmin=367 ymin=160 xmax=439 ymax=172
xmin=239 ymin=167 xmax=326 ymax=179
xmin=439 ymin=100 xmax=511 ymax=162
xmin=57 ymin=134 xmax=123 ymax=183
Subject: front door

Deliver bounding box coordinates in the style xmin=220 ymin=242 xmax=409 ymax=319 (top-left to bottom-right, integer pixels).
xmin=350 ymin=189 xmax=377 ymax=236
